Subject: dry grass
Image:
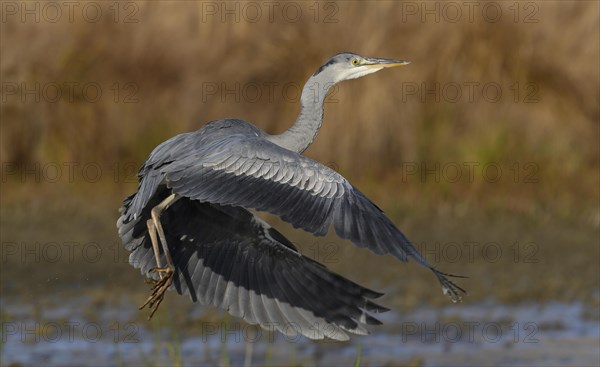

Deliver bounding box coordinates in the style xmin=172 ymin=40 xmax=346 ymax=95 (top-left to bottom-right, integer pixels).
xmin=1 ymin=1 xmax=598 ymax=220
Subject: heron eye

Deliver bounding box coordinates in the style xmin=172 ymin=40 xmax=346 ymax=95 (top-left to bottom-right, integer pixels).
xmin=352 ymin=59 xmax=359 ymax=66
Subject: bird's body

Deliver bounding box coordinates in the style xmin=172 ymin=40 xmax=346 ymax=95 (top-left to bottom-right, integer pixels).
xmin=117 ymin=53 xmax=464 ymax=340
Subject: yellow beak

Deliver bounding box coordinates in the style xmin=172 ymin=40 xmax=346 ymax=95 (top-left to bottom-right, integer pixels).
xmin=364 ymin=58 xmax=410 ymax=68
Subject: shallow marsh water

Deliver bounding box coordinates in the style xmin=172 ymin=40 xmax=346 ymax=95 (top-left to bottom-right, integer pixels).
xmin=2 ymin=295 xmax=598 ymax=366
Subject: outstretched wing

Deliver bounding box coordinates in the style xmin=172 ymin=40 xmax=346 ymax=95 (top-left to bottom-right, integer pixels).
xmin=136 ymin=133 xmax=464 ymax=301
xmin=165 ymin=134 xmax=417 ymax=259
xmin=123 ymin=122 xmax=464 ymax=301
xmin=118 ymin=185 xmax=388 ymax=340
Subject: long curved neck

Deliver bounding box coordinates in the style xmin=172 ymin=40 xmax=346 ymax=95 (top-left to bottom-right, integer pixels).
xmin=268 ymin=74 xmax=333 ymax=153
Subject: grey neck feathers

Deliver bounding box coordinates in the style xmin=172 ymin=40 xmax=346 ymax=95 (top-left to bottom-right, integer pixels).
xmin=267 ymin=73 xmax=333 ymax=153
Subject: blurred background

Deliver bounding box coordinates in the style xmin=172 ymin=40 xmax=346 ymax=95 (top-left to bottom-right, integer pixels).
xmin=1 ymin=1 xmax=598 ymax=366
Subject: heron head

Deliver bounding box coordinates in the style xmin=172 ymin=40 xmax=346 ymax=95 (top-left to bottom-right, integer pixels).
xmin=313 ymin=52 xmax=410 ymax=83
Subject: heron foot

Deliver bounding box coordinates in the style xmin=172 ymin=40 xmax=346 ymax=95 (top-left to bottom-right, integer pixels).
xmin=139 ymin=266 xmax=175 ymax=320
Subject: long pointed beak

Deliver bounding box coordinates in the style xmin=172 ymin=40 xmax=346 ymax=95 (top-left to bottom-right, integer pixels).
xmin=364 ymin=58 xmax=410 ymax=68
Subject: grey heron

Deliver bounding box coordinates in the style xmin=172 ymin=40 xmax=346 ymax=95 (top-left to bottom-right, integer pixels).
xmin=117 ymin=52 xmax=465 ymax=340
